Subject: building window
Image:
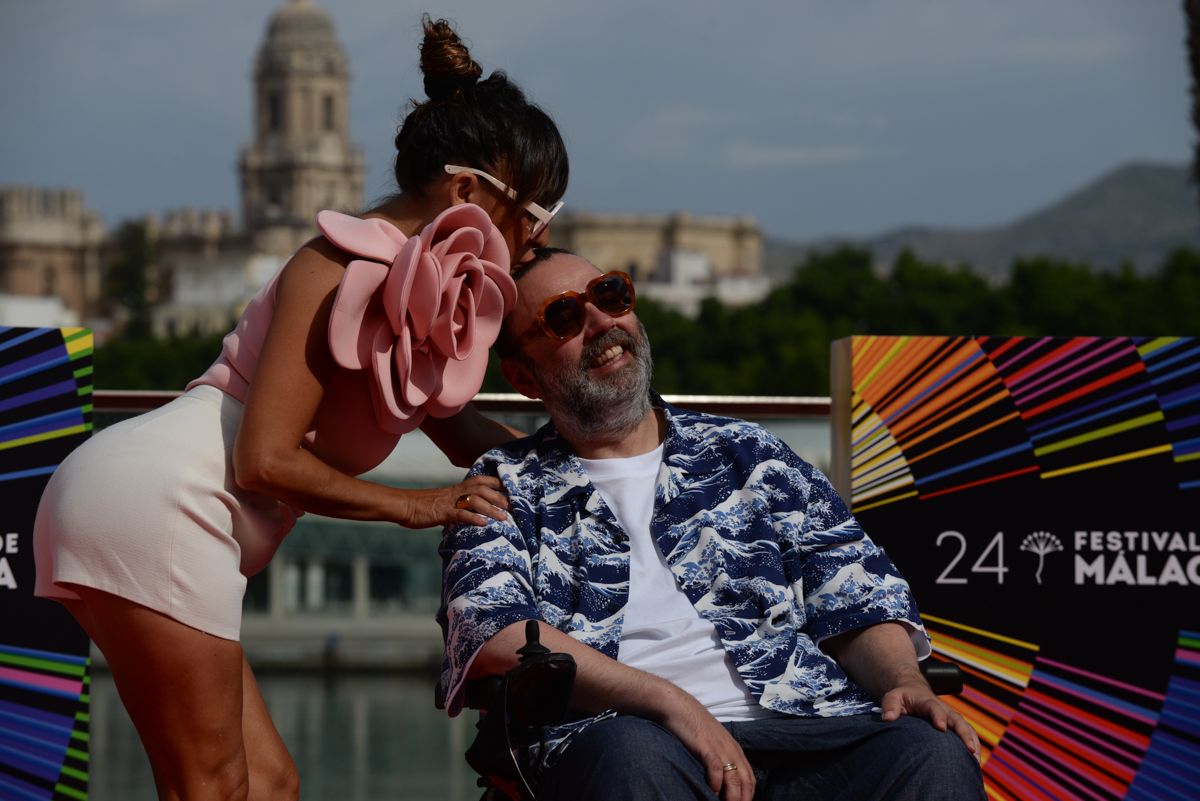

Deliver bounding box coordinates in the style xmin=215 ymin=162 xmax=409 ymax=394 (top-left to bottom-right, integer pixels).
xmin=368 ymin=563 xmax=408 ymax=612
xmin=323 ymin=94 xmax=335 ymax=132
xmin=281 ymin=558 xmax=353 ymax=613
xmin=268 ymin=92 xmax=283 ymax=132
xmin=322 ymin=560 xmax=354 ymax=612
xmin=265 ymin=186 xmax=283 ymax=218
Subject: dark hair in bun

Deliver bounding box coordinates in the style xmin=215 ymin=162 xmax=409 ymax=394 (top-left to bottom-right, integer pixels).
xmin=393 ymin=15 xmax=568 ymax=211
xmin=419 ymin=17 xmax=482 ymax=100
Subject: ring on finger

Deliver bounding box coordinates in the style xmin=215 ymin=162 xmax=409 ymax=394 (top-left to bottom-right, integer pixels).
xmin=722 ymin=763 xmax=738 ymax=772
xmin=454 ymin=494 xmax=472 ymax=510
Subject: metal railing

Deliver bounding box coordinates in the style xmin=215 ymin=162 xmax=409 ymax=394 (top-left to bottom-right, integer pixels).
xmin=93 ymin=390 xmax=832 ymax=417
xmin=86 ymin=389 xmax=835 ymax=672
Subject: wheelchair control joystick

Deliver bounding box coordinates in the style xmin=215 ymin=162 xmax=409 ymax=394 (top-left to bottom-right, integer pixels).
xmin=464 ymin=621 xmax=577 ymax=800
xmin=516 ymin=620 xmax=549 ymax=660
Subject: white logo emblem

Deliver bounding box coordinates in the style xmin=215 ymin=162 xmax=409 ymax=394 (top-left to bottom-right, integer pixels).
xmin=1020 ymin=531 xmax=1063 ymax=585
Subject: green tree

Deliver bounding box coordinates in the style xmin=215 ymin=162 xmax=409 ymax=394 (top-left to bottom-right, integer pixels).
xmin=1004 ymin=257 xmax=1110 ymax=335
xmin=884 ymin=251 xmax=1008 ymax=335
xmin=98 ymin=246 xmax=1200 ymax=395
xmin=95 ymin=332 xmax=225 ymax=390
xmin=105 ymin=221 xmax=157 ymax=338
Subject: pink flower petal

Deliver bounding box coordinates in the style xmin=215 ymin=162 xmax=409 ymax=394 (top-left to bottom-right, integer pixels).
xmin=431 ymin=226 xmax=486 ymax=261
xmin=383 ymin=246 xmax=440 ymax=342
xmin=432 ymin=275 xmax=477 ymax=360
xmin=317 ymin=210 xmax=408 ymax=263
xmin=422 ymin=205 xmax=491 ymax=249
xmin=328 ymin=260 xmax=389 ymax=370
xmin=368 ymin=324 xmax=423 ymax=434
xmin=424 ymin=346 xmax=490 ymax=418
xmin=404 ymin=343 xmax=443 ymax=409
xmin=409 ymin=252 xmax=443 ymax=342
xmin=324 ymin=202 xmax=514 ymax=433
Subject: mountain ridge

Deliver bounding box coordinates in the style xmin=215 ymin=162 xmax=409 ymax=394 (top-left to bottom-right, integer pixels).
xmin=764 ymin=162 xmax=1200 ymax=281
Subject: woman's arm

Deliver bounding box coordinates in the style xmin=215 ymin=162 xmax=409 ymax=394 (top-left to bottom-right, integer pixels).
xmin=421 ymin=404 xmax=525 ymax=468
xmin=231 ymin=241 xmax=507 ymax=528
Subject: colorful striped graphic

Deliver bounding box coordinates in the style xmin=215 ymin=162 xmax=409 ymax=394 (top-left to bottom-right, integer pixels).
xmin=0 ymin=327 xmax=93 ymax=484
xmin=985 ymin=657 xmax=1161 ymax=801
xmin=839 ymin=336 xmax=1199 ymax=801
xmin=922 ymin=619 xmax=1199 ymax=801
xmin=1139 ymin=339 xmax=1200 ymax=492
xmin=924 ymin=614 xmax=1036 ymax=761
xmin=0 ymin=646 xmax=90 ymax=801
xmin=847 ymin=337 xmax=1199 ymax=511
xmin=1125 ymin=631 xmax=1200 ymax=800
xmin=1 ymin=327 xmax=94 ymax=799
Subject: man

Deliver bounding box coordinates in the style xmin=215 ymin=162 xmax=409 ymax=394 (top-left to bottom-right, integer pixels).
xmin=437 ymin=249 xmax=984 ymax=801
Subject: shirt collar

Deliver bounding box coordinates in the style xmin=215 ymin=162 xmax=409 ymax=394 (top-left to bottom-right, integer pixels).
xmin=532 ymin=391 xmax=727 ymax=483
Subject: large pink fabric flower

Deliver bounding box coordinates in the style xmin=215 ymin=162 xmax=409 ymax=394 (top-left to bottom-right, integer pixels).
xmin=318 ymin=204 xmax=516 ymax=435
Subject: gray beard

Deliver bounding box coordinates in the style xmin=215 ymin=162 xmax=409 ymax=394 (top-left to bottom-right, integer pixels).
xmin=532 ymin=321 xmax=654 ymax=443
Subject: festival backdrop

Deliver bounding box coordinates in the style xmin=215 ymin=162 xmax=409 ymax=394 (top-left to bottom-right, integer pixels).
xmin=0 ymin=327 xmax=94 ymax=801
xmin=831 ymin=335 xmax=1199 ymax=801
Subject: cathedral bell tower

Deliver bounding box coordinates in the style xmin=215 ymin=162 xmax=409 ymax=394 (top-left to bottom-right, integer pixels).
xmin=239 ymin=0 xmax=365 ymax=256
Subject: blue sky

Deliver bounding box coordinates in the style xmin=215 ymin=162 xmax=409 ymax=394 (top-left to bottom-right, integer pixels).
xmin=0 ymin=0 xmax=1191 ymax=240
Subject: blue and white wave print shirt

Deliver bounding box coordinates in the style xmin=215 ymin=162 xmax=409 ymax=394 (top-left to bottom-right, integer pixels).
xmin=437 ymin=398 xmax=930 ymax=722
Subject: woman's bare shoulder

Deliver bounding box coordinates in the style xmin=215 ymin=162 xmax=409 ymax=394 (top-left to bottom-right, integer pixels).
xmin=277 ymin=235 xmax=353 ymax=296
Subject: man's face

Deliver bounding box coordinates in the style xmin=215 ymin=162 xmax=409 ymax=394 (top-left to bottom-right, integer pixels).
xmin=503 ymin=253 xmax=653 ymax=438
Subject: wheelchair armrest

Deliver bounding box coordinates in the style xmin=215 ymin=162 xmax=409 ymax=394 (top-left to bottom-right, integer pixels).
xmin=463 ymin=621 xmax=577 ymax=724
xmin=920 ymin=659 xmax=963 ymax=695
xmin=464 ymin=676 xmax=504 ymax=711
xmin=462 ymin=646 xmax=964 ymax=714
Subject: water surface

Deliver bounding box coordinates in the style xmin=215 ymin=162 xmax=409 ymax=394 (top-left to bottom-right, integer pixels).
xmin=89 ymin=671 xmax=476 ymax=801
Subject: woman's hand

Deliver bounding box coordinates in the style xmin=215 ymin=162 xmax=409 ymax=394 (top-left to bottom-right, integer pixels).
xmin=398 ymin=474 xmax=509 ymax=529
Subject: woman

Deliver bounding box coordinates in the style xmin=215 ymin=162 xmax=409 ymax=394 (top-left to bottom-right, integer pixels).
xmin=33 ymin=17 xmax=567 ymax=801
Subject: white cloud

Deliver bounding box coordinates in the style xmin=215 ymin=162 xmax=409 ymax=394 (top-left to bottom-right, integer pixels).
xmin=0 ymin=0 xmax=1188 ymax=240
xmin=723 ymin=142 xmax=884 ymax=169
xmin=619 ymin=105 xmax=737 ymax=161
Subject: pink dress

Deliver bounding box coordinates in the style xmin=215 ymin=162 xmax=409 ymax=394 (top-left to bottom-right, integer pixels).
xmin=33 ymin=204 xmax=514 ymax=640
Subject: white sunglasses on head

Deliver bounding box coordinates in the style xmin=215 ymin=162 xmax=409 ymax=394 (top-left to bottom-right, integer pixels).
xmin=444 ymin=164 xmax=564 ymax=238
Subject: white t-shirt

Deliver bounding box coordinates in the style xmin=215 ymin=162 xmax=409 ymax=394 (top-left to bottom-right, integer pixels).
xmin=578 ymin=445 xmax=775 ymax=722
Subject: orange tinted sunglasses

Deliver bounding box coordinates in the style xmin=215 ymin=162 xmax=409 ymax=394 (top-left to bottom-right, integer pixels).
xmin=531 ymin=271 xmax=637 ymax=341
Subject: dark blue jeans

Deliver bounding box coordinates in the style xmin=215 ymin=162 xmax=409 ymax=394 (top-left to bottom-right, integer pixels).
xmin=538 ymin=713 xmax=985 ymax=801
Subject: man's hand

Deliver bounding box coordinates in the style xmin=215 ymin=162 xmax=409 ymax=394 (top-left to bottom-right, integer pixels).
xmin=659 ymin=687 xmax=756 ymax=801
xmin=825 ymin=622 xmax=981 ymax=758
xmin=879 ymin=680 xmax=980 ymax=757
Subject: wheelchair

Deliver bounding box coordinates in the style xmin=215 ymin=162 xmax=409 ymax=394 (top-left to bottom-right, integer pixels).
xmin=460 ymin=621 xmax=964 ymax=801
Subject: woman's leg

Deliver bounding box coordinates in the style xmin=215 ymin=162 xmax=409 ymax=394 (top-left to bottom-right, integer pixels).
xmin=239 ymin=657 xmax=299 ymax=800
xmin=63 ymin=587 xmax=292 ymax=801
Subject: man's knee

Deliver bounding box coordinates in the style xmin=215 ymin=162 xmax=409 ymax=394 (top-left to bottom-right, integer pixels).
xmin=886 ymin=718 xmax=984 ymax=800
xmin=542 ymin=716 xmax=713 ymax=801
xmin=578 ymin=717 xmax=690 ymax=771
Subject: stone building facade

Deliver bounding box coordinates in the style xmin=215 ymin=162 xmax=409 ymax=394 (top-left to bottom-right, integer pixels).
xmin=551 ymin=210 xmax=762 ymax=281
xmin=551 ymin=211 xmax=767 ymax=315
xmin=2 ymin=0 xmax=766 ymax=334
xmin=152 ymin=0 xmax=365 ymax=335
xmin=238 ymin=0 xmax=365 ymax=258
xmin=0 ymin=187 xmax=105 ymax=324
